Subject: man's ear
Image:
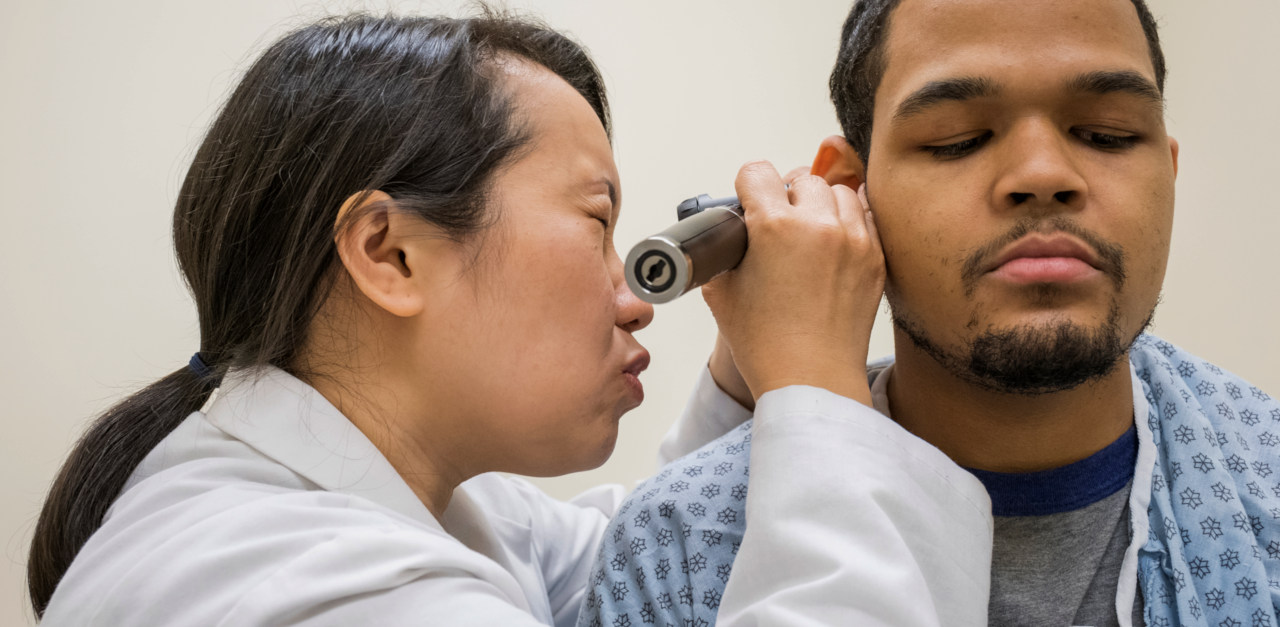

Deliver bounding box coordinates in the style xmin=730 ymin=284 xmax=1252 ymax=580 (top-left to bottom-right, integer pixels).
xmin=810 ymin=135 xmax=866 ymax=188
xmin=334 ymin=190 xmax=440 ymax=318
xmin=1168 ymin=136 xmax=1179 ymax=179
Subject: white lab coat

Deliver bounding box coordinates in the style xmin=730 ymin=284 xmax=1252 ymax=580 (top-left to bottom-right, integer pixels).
xmin=40 ymin=365 xmax=992 ymax=626
xmin=665 ymin=362 xmax=1156 ymax=627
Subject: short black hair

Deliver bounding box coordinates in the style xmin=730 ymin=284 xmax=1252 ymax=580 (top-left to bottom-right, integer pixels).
xmin=829 ymin=0 xmax=1167 ymax=163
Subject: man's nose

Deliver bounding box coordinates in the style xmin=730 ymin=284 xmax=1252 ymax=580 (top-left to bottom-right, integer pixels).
xmin=992 ymin=119 xmax=1088 ymax=212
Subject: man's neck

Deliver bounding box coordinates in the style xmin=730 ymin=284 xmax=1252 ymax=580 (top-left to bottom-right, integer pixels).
xmin=886 ymin=333 xmax=1136 ymax=473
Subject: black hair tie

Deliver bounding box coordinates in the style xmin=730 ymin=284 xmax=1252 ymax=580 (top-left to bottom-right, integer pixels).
xmin=188 ymin=353 xmax=213 ymax=379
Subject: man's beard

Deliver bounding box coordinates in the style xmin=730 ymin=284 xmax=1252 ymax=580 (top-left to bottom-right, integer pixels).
xmin=884 ymin=214 xmax=1155 ymax=394
xmin=892 ymin=300 xmax=1153 ymax=396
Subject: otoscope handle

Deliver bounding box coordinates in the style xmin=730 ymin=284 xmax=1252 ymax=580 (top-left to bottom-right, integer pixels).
xmin=624 ymin=197 xmax=747 ymax=304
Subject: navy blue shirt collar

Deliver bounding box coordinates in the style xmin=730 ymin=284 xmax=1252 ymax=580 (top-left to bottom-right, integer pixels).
xmin=965 ymin=425 xmax=1137 ymax=517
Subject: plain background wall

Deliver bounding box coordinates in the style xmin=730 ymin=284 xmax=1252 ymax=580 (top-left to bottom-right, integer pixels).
xmin=1 ymin=0 xmax=1276 ymax=623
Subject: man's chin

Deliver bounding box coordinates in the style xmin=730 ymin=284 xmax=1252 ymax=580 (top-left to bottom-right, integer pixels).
xmin=893 ymin=303 xmax=1150 ymax=396
xmin=964 ymin=320 xmax=1127 ymax=394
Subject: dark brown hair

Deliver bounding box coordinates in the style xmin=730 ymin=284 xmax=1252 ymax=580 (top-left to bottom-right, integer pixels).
xmin=28 ymin=12 xmax=609 ymax=616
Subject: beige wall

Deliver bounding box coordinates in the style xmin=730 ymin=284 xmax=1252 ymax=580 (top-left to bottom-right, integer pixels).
xmin=2 ymin=1 xmax=1276 ymax=623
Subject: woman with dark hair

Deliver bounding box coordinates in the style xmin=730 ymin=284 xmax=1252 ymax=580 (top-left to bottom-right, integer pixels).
xmin=28 ymin=10 xmax=983 ymax=627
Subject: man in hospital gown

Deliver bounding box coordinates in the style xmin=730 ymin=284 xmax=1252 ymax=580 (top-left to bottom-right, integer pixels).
xmin=579 ymin=0 xmax=1280 ymax=625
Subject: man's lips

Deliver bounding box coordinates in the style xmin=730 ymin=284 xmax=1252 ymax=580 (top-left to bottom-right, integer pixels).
xmin=986 ymin=235 xmax=1103 ymax=284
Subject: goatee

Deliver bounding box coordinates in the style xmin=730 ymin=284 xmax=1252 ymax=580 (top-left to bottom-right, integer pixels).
xmin=893 ymin=303 xmax=1151 ymax=395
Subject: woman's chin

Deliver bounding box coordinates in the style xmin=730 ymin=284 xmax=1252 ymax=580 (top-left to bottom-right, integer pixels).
xmin=511 ymin=428 xmax=619 ymax=478
xmin=565 ymin=430 xmax=619 ymax=475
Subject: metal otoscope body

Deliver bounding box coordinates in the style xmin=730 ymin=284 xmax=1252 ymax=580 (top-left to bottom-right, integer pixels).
xmin=624 ymin=193 xmax=747 ymax=304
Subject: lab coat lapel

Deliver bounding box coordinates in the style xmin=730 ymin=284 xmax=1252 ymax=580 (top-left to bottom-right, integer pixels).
xmin=204 ymin=366 xmax=438 ymax=527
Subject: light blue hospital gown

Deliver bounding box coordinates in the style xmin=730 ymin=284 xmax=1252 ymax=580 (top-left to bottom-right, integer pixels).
xmin=577 ymin=334 xmax=1280 ymax=627
xmin=581 ymin=422 xmax=752 ymax=627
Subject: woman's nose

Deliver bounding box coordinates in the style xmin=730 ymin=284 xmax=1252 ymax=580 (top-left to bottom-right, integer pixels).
xmin=612 ymin=254 xmax=654 ymax=332
xmin=616 ymin=283 xmax=654 ymax=333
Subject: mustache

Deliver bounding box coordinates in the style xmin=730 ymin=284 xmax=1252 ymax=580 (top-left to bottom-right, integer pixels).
xmin=960 ymin=217 xmax=1127 ymax=296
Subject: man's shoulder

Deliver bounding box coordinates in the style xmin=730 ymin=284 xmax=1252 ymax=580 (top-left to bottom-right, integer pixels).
xmin=605 ymin=354 xmax=898 ymax=535
xmin=613 ymin=419 xmax=753 ymax=545
xmin=1133 ymin=334 xmax=1270 ymax=391
xmin=1131 ymin=334 xmax=1276 ymax=425
xmin=579 ymin=423 xmax=754 ymax=626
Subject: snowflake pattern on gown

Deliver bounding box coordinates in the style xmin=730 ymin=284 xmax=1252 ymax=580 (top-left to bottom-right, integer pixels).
xmin=576 ymin=335 xmax=1280 ymax=627
xmin=578 ymin=420 xmax=752 ymax=627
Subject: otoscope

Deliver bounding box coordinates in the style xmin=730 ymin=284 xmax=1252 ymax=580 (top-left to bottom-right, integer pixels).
xmin=624 ymin=193 xmax=747 ymax=304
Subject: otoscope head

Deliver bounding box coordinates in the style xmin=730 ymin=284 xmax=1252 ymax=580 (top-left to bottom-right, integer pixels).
xmin=624 ymin=194 xmax=748 ymax=304
xmin=625 ymin=238 xmax=689 ymax=304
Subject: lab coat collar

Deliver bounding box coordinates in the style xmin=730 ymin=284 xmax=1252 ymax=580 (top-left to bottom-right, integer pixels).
xmin=202 ymin=366 xmax=439 ymax=528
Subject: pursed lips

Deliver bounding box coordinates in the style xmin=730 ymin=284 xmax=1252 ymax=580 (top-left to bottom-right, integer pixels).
xmin=620 ymin=349 xmax=650 ymax=404
xmin=624 ymin=351 xmax=651 ymax=377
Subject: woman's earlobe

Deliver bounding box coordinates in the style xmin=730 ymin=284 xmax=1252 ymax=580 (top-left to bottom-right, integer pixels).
xmin=810 ymin=135 xmax=866 ymax=189
xmin=333 ymin=190 xmax=426 ymax=318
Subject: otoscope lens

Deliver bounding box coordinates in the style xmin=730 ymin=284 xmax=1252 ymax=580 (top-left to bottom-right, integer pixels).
xmin=634 ymin=249 xmax=677 ymax=292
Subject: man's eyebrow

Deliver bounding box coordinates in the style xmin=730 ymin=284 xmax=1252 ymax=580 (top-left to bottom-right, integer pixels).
xmin=1065 ymin=70 xmax=1164 ymax=106
xmin=893 ymin=76 xmax=999 ymax=122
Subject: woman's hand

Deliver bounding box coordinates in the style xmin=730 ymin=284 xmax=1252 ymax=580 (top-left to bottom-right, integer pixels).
xmin=702 ymin=161 xmax=884 ymax=407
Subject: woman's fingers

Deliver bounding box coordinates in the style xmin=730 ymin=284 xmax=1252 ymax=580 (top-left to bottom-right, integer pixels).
xmin=703 ymin=160 xmax=886 ymax=406
xmin=858 ymin=184 xmax=882 ymax=257
xmin=831 ymin=183 xmax=861 ymax=235
xmin=781 ymin=165 xmax=811 ymax=184
xmin=733 ymin=161 xmax=790 ymax=221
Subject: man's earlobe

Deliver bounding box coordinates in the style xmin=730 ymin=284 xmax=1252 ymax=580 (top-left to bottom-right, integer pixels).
xmin=810 ymin=135 xmax=866 ymax=189
xmin=333 ymin=190 xmax=427 ymax=318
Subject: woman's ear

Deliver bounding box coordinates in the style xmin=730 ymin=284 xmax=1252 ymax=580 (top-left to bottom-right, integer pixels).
xmin=333 ymin=190 xmax=443 ymax=318
xmin=810 ymin=135 xmax=866 ymax=189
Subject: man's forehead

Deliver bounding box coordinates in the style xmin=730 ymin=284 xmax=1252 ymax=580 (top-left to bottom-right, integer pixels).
xmin=877 ymin=0 xmax=1156 ymax=104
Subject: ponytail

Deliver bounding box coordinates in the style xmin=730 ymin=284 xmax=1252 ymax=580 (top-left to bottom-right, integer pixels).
xmin=27 ymin=366 xmax=219 ymax=616
xmin=27 ymin=11 xmax=609 ymax=617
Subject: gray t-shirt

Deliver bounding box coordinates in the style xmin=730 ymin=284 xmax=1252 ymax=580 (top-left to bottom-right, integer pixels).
xmin=990 ymin=482 xmax=1142 ymax=626
xmin=971 ymin=423 xmax=1142 ymax=626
